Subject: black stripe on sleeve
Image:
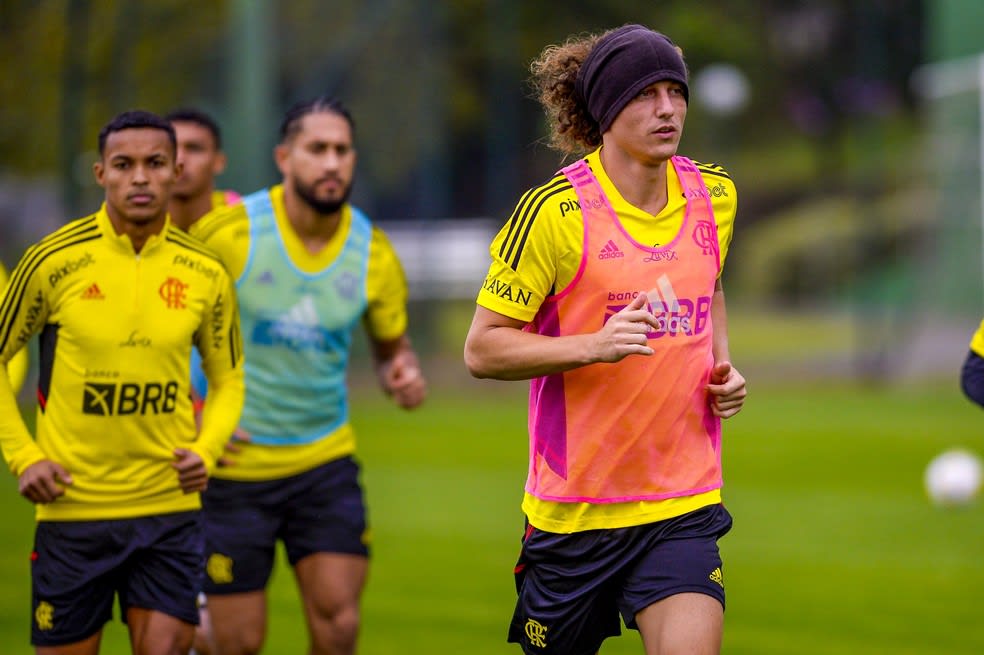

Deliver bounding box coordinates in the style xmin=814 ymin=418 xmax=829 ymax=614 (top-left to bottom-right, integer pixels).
xmin=695 ymin=162 xmax=732 ymax=181
xmin=0 ymin=223 xmax=101 ymax=353
xmin=500 ymin=176 xmax=572 ymax=271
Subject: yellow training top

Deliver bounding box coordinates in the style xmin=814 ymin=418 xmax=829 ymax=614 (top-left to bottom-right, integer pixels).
xmin=0 ymin=206 xmax=245 ymax=521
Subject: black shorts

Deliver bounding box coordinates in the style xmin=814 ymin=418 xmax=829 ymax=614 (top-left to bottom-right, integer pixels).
xmin=201 ymin=456 xmax=369 ymax=594
xmin=31 ymin=511 xmax=203 ymax=647
xmin=508 ymin=504 xmax=733 ymax=655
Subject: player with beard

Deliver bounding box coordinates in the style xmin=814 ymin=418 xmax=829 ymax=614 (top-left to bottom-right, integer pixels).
xmin=188 ymin=95 xmax=427 ymax=655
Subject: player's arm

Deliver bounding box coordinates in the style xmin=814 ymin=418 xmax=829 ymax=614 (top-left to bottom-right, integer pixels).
xmin=364 ymin=228 xmax=426 ymax=409
xmin=0 ymin=253 xmax=50 ymax=476
xmin=0 ymin=263 xmax=29 ymax=394
xmin=961 ymin=320 xmax=984 ymax=408
xmin=961 ymin=350 xmax=984 ymax=408
xmin=190 ymin=275 xmax=245 ymax=473
xmin=5 ymin=346 xmax=28 ymax=394
xmin=705 ymin=278 xmax=747 ymax=418
xmin=464 ymin=298 xmax=659 ymax=380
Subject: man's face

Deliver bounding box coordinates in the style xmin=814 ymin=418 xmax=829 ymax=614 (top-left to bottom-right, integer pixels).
xmin=276 ymin=111 xmax=356 ymax=215
xmin=607 ymin=80 xmax=688 ymax=165
xmin=172 ymin=121 xmax=225 ymax=200
xmin=94 ymin=127 xmax=179 ymax=225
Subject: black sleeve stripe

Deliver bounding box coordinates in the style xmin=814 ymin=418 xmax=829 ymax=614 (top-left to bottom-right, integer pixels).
xmin=0 ymin=228 xmax=102 ymax=352
xmin=5 ymin=217 xmax=99 ymax=292
xmin=229 ymin=319 xmax=241 ymax=367
xmin=695 ymin=162 xmax=732 ymax=181
xmin=499 ymin=175 xmax=569 ymax=261
xmin=500 ymin=176 xmax=572 ymax=271
xmin=1 ymin=217 xmax=100 ymax=323
xmin=165 ymin=232 xmax=224 ymax=265
xmin=497 ymin=185 xmax=539 ymax=259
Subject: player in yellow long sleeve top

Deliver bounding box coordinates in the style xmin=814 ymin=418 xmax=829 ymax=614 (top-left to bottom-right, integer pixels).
xmin=0 ymin=110 xmax=245 ymax=653
xmin=0 ymin=261 xmax=28 ymax=393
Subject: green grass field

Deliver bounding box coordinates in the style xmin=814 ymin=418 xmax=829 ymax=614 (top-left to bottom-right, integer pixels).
xmin=1 ymin=372 xmax=982 ymax=654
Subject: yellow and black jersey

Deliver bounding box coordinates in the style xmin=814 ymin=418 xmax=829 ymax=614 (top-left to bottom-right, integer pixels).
xmin=0 ymin=261 xmax=28 ymax=393
xmin=0 ymin=206 xmax=245 ymax=521
xmin=478 ymin=148 xmax=736 ymax=324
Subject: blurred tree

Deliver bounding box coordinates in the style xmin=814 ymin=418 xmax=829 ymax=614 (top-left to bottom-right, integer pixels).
xmin=0 ymin=0 xmax=925 ymax=234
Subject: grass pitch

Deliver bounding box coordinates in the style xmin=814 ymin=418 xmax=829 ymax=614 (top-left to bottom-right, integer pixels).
xmin=1 ymin=374 xmax=981 ymax=654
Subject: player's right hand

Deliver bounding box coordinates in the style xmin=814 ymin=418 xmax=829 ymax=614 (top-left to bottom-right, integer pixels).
xmin=217 ymin=427 xmax=251 ymax=468
xmin=594 ymin=291 xmax=658 ymax=362
xmin=18 ymin=460 xmax=73 ymax=504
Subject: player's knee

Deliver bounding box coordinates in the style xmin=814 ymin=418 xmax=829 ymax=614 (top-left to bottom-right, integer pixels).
xmin=312 ymin=603 xmax=360 ymax=652
xmin=135 ymin=631 xmax=194 ymax=655
xmin=213 ymin=623 xmax=265 ymax=655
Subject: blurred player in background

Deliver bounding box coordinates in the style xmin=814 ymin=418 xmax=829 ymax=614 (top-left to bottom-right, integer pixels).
xmin=164 ymin=107 xmax=243 ymax=655
xmin=189 ymin=95 xmax=427 ymax=655
xmin=464 ymin=24 xmax=747 ymax=655
xmin=0 ymin=110 xmax=245 ymax=654
xmin=0 ymin=261 xmax=28 ymax=394
xmin=961 ymin=319 xmax=984 ymax=407
xmin=165 ymin=108 xmax=240 ymax=231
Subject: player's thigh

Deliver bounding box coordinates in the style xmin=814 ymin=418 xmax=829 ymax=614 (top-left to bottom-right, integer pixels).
xmin=201 ymin=478 xmax=281 ymax=594
xmin=35 ymin=631 xmax=102 ymax=655
xmin=281 ymin=457 xmax=370 ymax=563
xmin=294 ymin=552 xmax=368 ymax=622
xmin=617 ymin=504 xmax=731 ymax=628
xmin=121 ymin=512 xmax=203 ymax=627
xmin=205 ymin=590 xmax=268 ymax=653
xmin=508 ymin=525 xmax=623 ymax=655
xmin=636 ymin=592 xmax=723 ymax=655
xmin=125 ymin=606 xmax=195 ymax=655
xmin=31 ymin=522 xmax=119 ymax=649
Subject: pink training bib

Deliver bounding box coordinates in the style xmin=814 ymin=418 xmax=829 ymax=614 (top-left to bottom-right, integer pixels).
xmin=525 ymin=156 xmax=722 ymax=503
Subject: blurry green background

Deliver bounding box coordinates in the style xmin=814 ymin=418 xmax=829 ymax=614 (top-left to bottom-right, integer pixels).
xmin=2 ymin=0 xmax=984 ymax=653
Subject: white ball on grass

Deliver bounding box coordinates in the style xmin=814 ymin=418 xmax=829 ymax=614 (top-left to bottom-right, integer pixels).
xmin=924 ymin=448 xmax=983 ymax=506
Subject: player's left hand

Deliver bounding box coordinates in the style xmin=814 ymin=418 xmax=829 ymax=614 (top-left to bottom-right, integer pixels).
xmin=379 ymin=349 xmax=427 ymax=410
xmin=706 ymin=361 xmax=747 ymax=418
xmin=172 ymin=448 xmax=209 ymax=493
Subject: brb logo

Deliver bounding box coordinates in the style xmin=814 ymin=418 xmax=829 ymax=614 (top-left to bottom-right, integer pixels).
xmin=82 ymin=381 xmax=179 ymax=415
xmin=603 ymin=274 xmax=710 ymax=338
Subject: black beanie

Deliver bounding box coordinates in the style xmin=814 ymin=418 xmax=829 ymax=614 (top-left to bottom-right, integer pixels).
xmin=575 ymin=24 xmax=689 ymax=133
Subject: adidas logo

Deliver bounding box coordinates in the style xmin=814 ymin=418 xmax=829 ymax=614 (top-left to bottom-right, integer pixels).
xmin=257 ymin=270 xmax=275 ymax=284
xmin=709 ymin=567 xmax=724 ymax=588
xmin=81 ymin=283 xmax=105 ymax=300
xmin=283 ymin=295 xmax=319 ymax=326
xmin=647 ymin=274 xmax=680 ymax=313
xmin=598 ymin=239 xmax=624 ymax=260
